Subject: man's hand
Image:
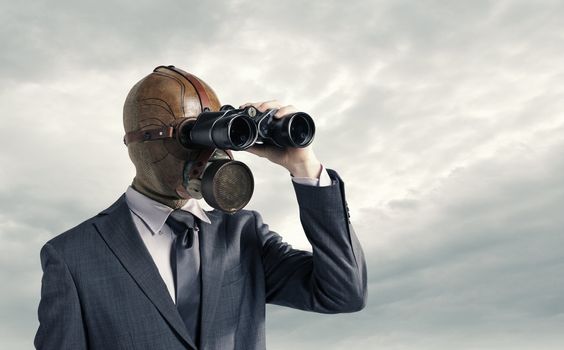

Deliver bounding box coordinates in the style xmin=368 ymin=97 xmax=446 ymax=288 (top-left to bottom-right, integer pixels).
xmin=240 ymin=100 xmax=322 ymax=179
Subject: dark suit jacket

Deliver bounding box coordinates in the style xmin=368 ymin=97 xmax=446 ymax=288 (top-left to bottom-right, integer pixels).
xmin=34 ymin=169 xmax=367 ymax=350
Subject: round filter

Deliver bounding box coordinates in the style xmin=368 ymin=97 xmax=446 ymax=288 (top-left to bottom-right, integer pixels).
xmin=201 ymin=160 xmax=254 ymax=213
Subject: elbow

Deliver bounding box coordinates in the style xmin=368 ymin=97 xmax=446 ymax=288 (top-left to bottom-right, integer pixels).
xmin=342 ymin=285 xmax=367 ymax=313
xmin=323 ymin=282 xmax=367 ymax=313
xmin=352 ymin=289 xmax=368 ymax=312
xmin=330 ymin=270 xmax=368 ymax=313
xmin=341 ymin=263 xmax=368 ymax=312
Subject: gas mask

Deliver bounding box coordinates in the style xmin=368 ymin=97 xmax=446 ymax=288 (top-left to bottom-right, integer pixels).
xmin=123 ymin=65 xmax=315 ymax=213
xmin=123 ymin=65 xmax=251 ymax=213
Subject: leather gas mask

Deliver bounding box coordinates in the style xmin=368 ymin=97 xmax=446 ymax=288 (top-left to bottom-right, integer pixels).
xmin=123 ymin=65 xmax=253 ymax=213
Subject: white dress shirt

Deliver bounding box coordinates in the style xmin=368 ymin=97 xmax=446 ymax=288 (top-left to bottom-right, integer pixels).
xmin=124 ymin=166 xmax=331 ymax=303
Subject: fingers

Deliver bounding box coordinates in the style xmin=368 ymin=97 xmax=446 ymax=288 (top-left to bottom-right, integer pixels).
xmin=239 ymin=100 xmax=298 ymax=119
xmin=257 ymin=100 xmax=282 ymax=112
xmin=239 ymin=100 xmax=282 ymax=112
xmin=244 ymin=143 xmax=287 ymax=168
xmin=244 ymin=144 xmax=268 ymax=158
xmin=239 ymin=102 xmax=255 ymax=109
xmin=274 ymin=105 xmax=297 ymax=119
xmin=245 ymin=144 xmax=283 ymax=164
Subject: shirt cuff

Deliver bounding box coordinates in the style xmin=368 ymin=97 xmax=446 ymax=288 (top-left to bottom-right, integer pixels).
xmin=291 ymin=165 xmax=332 ymax=187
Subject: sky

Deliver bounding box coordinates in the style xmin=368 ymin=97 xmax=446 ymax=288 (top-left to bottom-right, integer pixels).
xmin=1 ymin=0 xmax=563 ymax=349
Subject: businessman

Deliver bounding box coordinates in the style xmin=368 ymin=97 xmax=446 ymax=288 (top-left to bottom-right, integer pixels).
xmin=34 ymin=65 xmax=367 ymax=350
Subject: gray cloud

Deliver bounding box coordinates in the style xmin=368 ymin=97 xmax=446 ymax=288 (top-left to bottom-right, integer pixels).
xmin=1 ymin=0 xmax=564 ymax=349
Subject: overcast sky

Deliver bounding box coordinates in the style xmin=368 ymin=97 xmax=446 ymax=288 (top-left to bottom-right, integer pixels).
xmin=1 ymin=0 xmax=563 ymax=349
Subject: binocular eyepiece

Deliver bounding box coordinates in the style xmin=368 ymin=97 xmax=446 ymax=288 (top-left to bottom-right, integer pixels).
xmin=177 ymin=105 xmax=315 ymax=151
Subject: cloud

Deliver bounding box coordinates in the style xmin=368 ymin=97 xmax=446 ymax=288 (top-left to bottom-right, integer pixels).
xmin=1 ymin=0 xmax=564 ymax=349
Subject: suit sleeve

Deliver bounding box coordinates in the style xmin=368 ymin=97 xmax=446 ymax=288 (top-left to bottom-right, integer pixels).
xmin=257 ymin=169 xmax=367 ymax=313
xmin=34 ymin=243 xmax=88 ymax=350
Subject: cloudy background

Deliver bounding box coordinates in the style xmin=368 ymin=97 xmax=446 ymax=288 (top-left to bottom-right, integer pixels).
xmin=1 ymin=0 xmax=563 ymax=348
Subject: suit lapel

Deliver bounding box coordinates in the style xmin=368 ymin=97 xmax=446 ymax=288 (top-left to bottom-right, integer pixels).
xmin=92 ymin=195 xmax=197 ymax=349
xmin=198 ymin=210 xmax=227 ymax=348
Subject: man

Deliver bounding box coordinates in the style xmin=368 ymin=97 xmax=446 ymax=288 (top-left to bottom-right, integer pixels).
xmin=34 ymin=65 xmax=367 ymax=350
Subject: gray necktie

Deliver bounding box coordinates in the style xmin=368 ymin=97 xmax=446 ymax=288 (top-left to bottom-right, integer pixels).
xmin=166 ymin=210 xmax=201 ymax=347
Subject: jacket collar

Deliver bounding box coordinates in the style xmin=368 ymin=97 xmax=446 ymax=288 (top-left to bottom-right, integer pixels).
xmin=124 ymin=186 xmax=211 ymax=236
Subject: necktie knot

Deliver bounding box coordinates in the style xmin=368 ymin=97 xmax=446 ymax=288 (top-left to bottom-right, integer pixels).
xmin=166 ymin=210 xmax=198 ymax=248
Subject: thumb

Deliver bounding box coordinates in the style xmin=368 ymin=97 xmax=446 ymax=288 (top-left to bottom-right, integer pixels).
xmin=245 ymin=144 xmax=269 ymax=158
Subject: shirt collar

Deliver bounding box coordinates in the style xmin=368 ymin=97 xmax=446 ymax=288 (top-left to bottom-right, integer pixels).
xmin=125 ymin=186 xmax=211 ymax=235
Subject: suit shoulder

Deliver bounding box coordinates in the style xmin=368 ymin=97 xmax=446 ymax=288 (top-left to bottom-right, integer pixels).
xmin=45 ymin=195 xmax=125 ymax=253
xmin=45 ymin=215 xmax=101 ymax=253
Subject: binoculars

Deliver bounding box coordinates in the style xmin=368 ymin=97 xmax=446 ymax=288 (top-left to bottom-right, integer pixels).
xmin=176 ymin=105 xmax=315 ymax=150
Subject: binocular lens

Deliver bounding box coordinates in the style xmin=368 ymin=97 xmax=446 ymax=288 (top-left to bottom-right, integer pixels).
xmin=186 ymin=113 xmax=257 ymax=150
xmin=212 ymin=115 xmax=256 ymax=150
xmin=289 ymin=114 xmax=313 ymax=147
xmin=229 ymin=116 xmax=255 ymax=149
xmin=271 ymin=112 xmax=315 ymax=148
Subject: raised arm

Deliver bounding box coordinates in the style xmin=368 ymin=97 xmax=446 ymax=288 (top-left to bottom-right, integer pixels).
xmin=257 ymin=169 xmax=367 ymax=313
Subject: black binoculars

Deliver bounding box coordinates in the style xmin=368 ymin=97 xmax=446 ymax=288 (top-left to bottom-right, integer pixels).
xmin=176 ymin=105 xmax=315 ymax=151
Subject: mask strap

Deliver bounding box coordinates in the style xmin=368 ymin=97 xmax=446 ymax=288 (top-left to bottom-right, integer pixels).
xmin=123 ymin=126 xmax=174 ymax=145
xmin=160 ymin=66 xmax=223 ymax=196
xmin=155 ymin=65 xmax=212 ymax=112
xmin=190 ymin=148 xmax=216 ymax=179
